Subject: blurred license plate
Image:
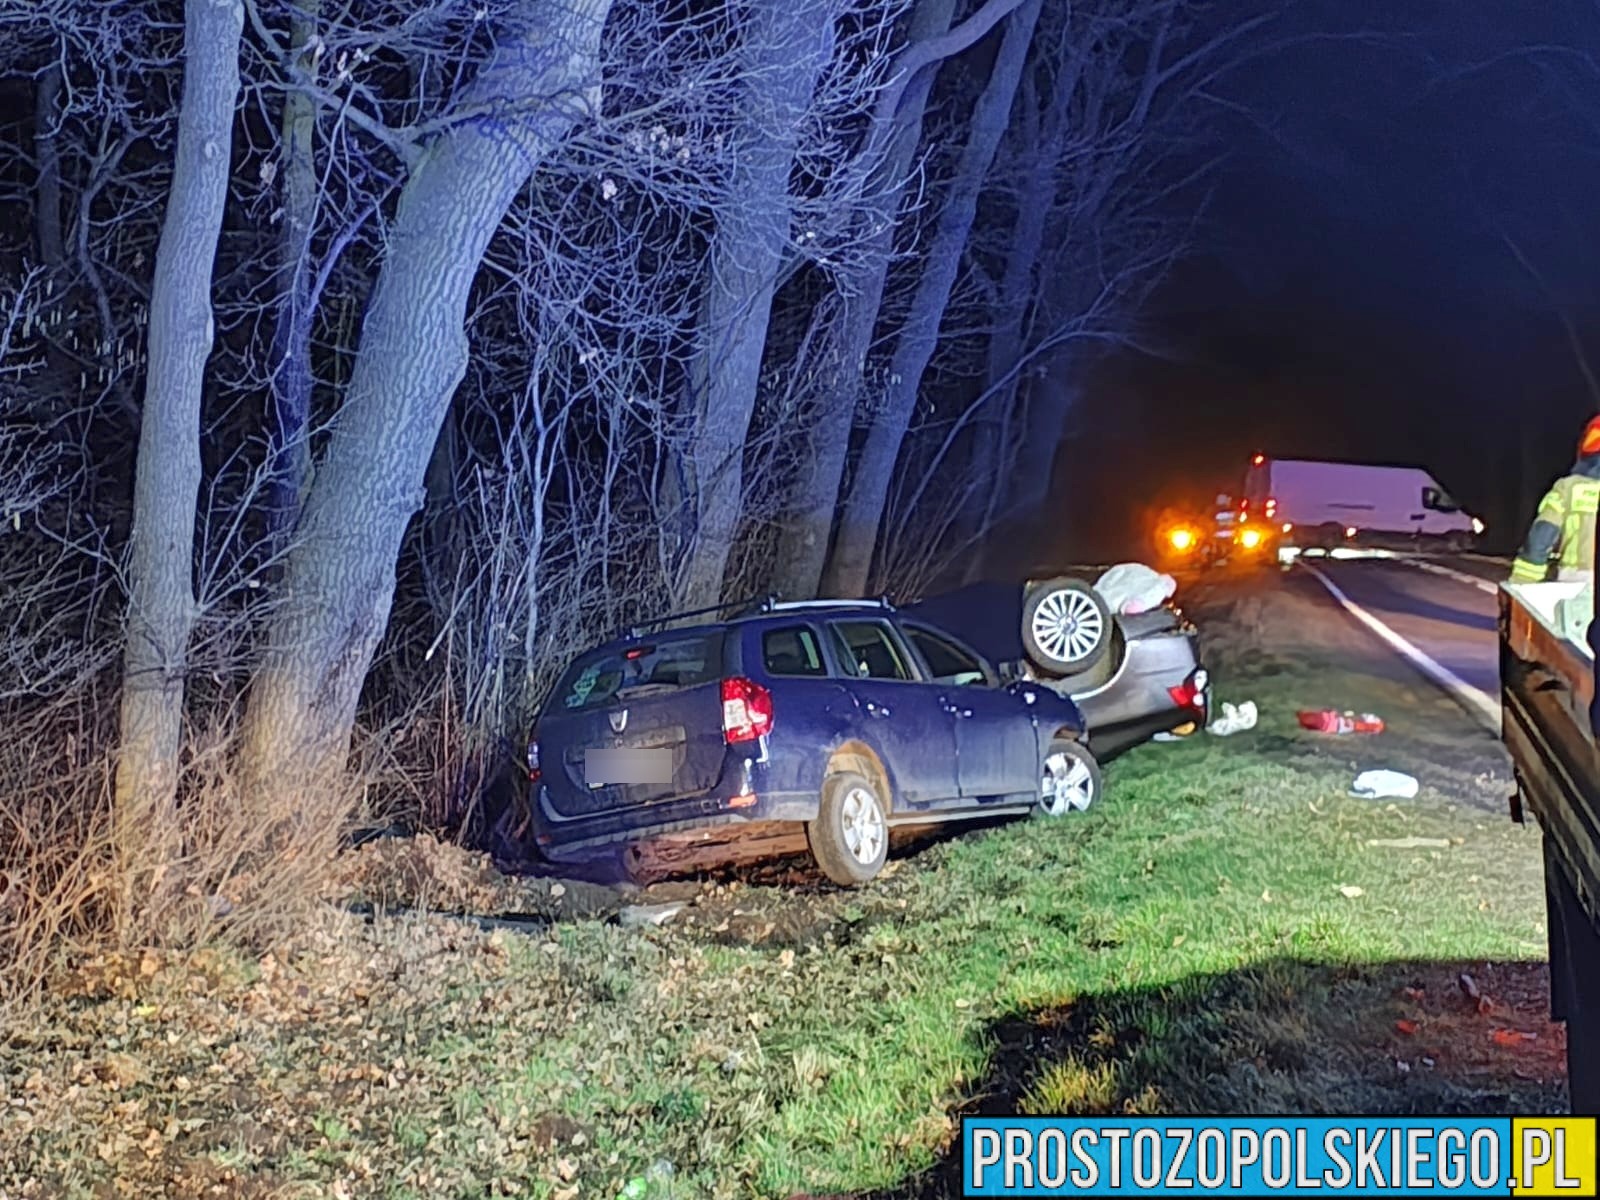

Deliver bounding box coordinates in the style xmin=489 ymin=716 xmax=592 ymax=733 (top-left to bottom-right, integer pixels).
xmin=585 ymin=748 xmax=673 ymax=786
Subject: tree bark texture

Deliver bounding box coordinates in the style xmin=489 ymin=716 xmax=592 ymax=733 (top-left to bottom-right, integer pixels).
xmin=959 ymin=162 xmax=1051 ymax=581
xmin=32 ymin=64 xmax=77 ymax=399
xmin=115 ymin=0 xmax=245 ymax=841
xmin=238 ymin=0 xmax=614 ymax=803
xmin=675 ymin=0 xmax=838 ymax=609
xmin=33 ymin=65 xmax=67 ymax=277
xmin=265 ymin=0 xmax=321 ymax=549
xmin=823 ymin=0 xmax=1043 ymax=596
xmin=1006 ymin=364 xmax=1081 ymax=519
xmin=768 ymin=0 xmax=959 ymax=600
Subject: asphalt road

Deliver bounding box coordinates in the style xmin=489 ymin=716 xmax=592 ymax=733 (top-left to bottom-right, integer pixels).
xmin=1300 ymin=554 xmax=1503 ymax=708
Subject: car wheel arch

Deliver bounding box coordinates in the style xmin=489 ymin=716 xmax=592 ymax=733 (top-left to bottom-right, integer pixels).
xmin=825 ymin=740 xmax=894 ymax=813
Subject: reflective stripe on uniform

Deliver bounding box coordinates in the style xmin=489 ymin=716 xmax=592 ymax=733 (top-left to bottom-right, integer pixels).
xmin=1563 ymin=479 xmax=1600 ymax=572
xmin=1511 ymin=558 xmax=1548 ymax=583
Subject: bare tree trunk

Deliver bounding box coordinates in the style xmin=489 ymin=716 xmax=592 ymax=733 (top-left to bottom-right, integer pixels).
xmin=31 ymin=63 xmax=78 ymax=403
xmin=675 ymin=0 xmax=838 ymax=609
xmin=959 ymin=170 xmax=1050 ymax=582
xmin=823 ymin=0 xmax=1043 ymax=596
xmin=33 ymin=65 xmax=66 ymax=278
xmin=115 ymin=0 xmax=244 ymax=851
xmin=265 ymin=0 xmax=320 ymax=549
xmin=238 ymin=0 xmax=614 ymax=804
xmin=769 ymin=0 xmax=960 ymax=600
xmin=1006 ymin=365 xmax=1081 ymax=517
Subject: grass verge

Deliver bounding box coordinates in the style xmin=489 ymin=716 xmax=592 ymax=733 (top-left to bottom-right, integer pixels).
xmin=0 ymin=580 xmax=1559 ymax=1198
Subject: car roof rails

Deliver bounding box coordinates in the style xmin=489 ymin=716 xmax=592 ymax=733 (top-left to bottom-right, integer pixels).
xmin=618 ymin=593 xmax=766 ymax=642
xmin=756 ymin=594 xmax=896 ymax=613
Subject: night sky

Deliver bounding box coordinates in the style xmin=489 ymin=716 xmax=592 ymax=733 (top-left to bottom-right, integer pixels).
xmin=1051 ymin=0 xmax=1600 ymax=564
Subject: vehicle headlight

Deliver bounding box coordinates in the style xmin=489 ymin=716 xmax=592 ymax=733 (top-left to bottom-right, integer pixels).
xmin=1169 ymin=527 xmax=1195 ymax=551
xmin=1239 ymin=528 xmax=1262 ymax=550
xmin=1471 ymin=517 xmax=1485 ymax=535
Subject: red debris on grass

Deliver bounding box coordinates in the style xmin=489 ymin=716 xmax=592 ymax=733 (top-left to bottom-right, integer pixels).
xmin=1297 ymin=710 xmax=1385 ymax=734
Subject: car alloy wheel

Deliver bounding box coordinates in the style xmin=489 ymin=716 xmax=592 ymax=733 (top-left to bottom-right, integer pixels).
xmin=840 ymin=784 xmax=886 ymax=865
xmin=808 ymin=769 xmax=891 ymax=886
xmin=1040 ymin=746 xmax=1098 ymax=816
xmin=1022 ymin=579 xmax=1113 ymax=676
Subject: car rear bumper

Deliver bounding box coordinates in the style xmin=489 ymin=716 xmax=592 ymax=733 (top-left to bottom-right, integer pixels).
xmin=532 ymin=779 xmax=821 ymax=857
xmin=1063 ymin=626 xmax=1207 ymax=761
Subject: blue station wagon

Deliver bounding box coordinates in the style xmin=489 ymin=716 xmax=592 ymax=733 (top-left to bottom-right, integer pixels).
xmin=526 ymin=599 xmax=1098 ymax=885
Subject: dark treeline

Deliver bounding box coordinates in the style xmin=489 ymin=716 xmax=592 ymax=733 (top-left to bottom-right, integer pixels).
xmin=0 ymin=0 xmax=1252 ymax=967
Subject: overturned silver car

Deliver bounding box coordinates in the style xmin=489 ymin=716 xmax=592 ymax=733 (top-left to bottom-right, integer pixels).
xmin=899 ymin=572 xmax=1210 ymax=761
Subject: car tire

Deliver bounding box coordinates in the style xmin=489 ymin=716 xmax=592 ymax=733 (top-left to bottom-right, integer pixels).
xmin=1038 ymin=738 xmax=1102 ymax=817
xmin=1022 ymin=578 xmax=1113 ymax=677
xmin=807 ymin=770 xmax=889 ymax=886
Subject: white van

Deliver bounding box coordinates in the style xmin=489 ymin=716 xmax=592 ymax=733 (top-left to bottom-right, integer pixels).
xmin=1241 ymin=455 xmax=1486 ymax=553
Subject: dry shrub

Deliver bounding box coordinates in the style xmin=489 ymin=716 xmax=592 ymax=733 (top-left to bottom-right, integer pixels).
xmin=0 ymin=684 xmax=118 ymax=1011
xmin=0 ymin=699 xmax=367 ymax=1014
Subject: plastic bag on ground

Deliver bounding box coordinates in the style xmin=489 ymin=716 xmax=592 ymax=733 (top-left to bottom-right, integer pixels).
xmin=1208 ymin=700 xmax=1258 ymax=736
xmin=1351 ymin=769 xmax=1419 ymax=799
xmin=1093 ymin=562 xmax=1177 ymax=616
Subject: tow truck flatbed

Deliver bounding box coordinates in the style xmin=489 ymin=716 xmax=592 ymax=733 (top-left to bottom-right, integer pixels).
xmin=1500 ymin=579 xmax=1600 ymax=1112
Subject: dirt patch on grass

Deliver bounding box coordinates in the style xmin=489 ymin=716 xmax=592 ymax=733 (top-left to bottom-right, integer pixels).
xmin=335 ymin=831 xmax=628 ymax=919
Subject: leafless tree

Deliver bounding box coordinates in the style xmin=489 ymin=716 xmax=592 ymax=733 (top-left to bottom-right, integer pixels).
xmin=822 ymin=0 xmax=1043 ymax=596
xmin=768 ymin=0 xmax=1035 ymax=600
xmin=262 ymin=0 xmax=321 ymax=546
xmin=237 ymin=0 xmax=616 ymax=810
xmin=815 ymin=0 xmax=1266 ymax=594
xmin=114 ymin=0 xmax=244 ymax=866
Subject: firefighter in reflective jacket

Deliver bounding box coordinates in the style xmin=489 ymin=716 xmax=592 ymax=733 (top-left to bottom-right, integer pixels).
xmin=1510 ymin=416 xmax=1600 ymax=583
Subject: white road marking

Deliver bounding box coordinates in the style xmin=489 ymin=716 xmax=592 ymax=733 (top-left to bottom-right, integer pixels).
xmin=1398 ymin=557 xmax=1500 ymax=595
xmin=1298 ymin=562 xmax=1501 ymax=731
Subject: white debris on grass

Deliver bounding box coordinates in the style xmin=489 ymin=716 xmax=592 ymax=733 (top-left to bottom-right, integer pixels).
xmin=1350 ymin=769 xmax=1420 ymax=800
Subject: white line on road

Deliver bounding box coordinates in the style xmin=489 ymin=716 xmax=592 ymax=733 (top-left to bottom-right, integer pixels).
xmin=1399 ymin=557 xmax=1501 ymax=596
xmin=1298 ymin=562 xmax=1501 ymax=731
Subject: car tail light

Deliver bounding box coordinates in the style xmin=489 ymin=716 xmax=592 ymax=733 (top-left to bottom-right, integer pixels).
xmin=1168 ymin=669 xmax=1208 ymax=711
xmin=721 ymin=677 xmax=773 ymax=744
xmin=526 ymin=726 xmax=542 ymax=782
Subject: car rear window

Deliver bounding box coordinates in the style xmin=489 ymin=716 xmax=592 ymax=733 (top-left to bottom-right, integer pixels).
xmin=762 ymin=626 xmax=827 ymax=677
xmin=556 ymin=633 xmax=723 ymax=712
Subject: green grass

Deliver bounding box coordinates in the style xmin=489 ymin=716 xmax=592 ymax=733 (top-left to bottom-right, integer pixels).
xmin=2 ymin=589 xmax=1559 ymax=1198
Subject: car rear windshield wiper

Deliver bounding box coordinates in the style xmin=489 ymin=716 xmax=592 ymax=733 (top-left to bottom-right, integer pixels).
xmin=615 ymin=682 xmax=680 ymax=699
